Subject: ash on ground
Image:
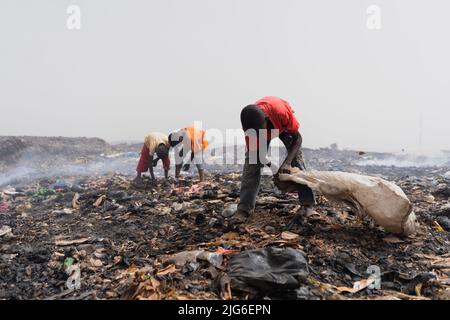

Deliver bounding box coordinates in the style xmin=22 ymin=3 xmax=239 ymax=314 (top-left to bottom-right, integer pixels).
xmin=0 ymin=136 xmax=449 ymax=300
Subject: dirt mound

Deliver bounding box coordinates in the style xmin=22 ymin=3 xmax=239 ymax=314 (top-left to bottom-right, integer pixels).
xmin=0 ymin=137 xmax=27 ymax=164
xmin=0 ymin=136 xmax=113 ymax=163
xmin=0 ymin=137 xmax=118 ymax=186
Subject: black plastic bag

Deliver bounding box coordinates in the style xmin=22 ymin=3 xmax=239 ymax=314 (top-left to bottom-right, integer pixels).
xmin=227 ymin=247 xmax=309 ymax=298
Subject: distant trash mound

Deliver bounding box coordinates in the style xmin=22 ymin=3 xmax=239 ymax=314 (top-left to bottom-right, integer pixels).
xmin=0 ymin=136 xmax=135 ymax=186
xmin=0 ymin=137 xmax=27 ymax=164
xmin=0 ymin=136 xmax=114 ymax=165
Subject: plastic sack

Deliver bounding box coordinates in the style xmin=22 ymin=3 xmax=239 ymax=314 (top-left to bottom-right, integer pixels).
xmin=227 ymin=247 xmax=309 ymax=298
xmin=277 ymin=168 xmax=417 ymax=236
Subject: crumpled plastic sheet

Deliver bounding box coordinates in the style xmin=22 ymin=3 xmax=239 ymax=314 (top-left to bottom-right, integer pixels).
xmin=227 ymin=247 xmax=309 ymax=298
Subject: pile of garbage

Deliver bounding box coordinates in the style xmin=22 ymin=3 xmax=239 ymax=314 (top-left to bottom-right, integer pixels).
xmin=1 ymin=167 xmax=449 ymax=300
xmin=1 ymin=136 xmax=449 ymax=300
xmin=0 ymin=136 xmax=113 ymax=164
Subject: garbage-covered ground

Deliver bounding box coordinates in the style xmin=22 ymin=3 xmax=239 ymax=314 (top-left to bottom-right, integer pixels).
xmin=1 ymin=136 xmax=450 ymax=300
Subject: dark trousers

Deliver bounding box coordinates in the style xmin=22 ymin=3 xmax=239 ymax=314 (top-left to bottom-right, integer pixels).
xmin=238 ymin=133 xmax=316 ymax=212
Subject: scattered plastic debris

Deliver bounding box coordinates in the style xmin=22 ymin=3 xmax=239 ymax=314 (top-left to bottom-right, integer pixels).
xmin=227 ymin=247 xmax=309 ymax=298
xmin=0 ymin=140 xmax=449 ymax=300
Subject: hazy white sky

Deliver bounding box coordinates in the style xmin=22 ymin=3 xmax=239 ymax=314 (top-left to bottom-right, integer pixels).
xmin=0 ymin=0 xmax=449 ymax=152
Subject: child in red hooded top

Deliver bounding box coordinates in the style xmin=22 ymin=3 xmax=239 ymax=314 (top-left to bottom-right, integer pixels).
xmin=233 ymin=96 xmax=316 ymax=224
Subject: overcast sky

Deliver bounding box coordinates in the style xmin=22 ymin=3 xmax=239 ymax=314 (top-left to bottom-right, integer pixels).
xmin=0 ymin=0 xmax=449 ymax=152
